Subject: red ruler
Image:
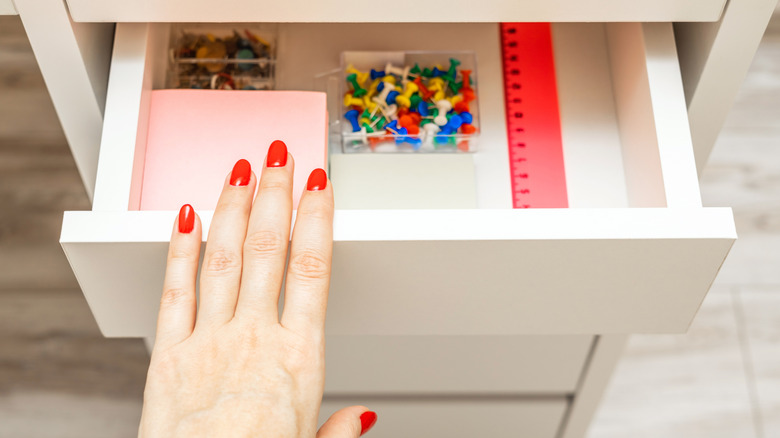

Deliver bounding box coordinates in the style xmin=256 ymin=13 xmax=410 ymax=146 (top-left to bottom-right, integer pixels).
xmin=500 ymin=23 xmax=569 ymax=208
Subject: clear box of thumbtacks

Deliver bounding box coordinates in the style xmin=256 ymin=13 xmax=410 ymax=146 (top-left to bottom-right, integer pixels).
xmin=337 ymin=51 xmax=480 ymax=153
xmin=166 ymin=23 xmax=278 ymax=90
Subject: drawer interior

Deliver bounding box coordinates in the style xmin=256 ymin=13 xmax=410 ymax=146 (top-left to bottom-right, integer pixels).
xmin=92 ymin=21 xmax=702 ymax=213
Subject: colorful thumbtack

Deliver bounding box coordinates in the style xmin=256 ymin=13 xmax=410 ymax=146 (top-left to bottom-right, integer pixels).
xmin=370 ymin=69 xmax=386 ymax=80
xmin=345 ymin=109 xmax=361 ymax=132
xmin=347 ymin=73 xmax=367 ymax=97
xmin=434 ymin=100 xmax=453 ymax=126
xmin=395 ymin=82 xmax=419 ymax=108
xmin=346 ymin=65 xmax=370 ymax=85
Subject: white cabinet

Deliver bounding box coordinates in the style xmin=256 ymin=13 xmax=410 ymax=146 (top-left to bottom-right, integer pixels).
xmin=13 ymin=0 xmax=773 ymax=436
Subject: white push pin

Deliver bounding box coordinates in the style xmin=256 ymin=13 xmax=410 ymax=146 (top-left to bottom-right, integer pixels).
xmin=421 ymin=123 xmax=440 ymax=151
xmin=385 ymin=62 xmax=410 ymax=81
xmin=358 ymin=127 xmax=388 ymax=145
xmin=373 ymin=81 xmax=395 ymax=105
xmin=434 ymin=99 xmax=453 ymax=126
xmin=378 ymin=102 xmax=398 ymax=121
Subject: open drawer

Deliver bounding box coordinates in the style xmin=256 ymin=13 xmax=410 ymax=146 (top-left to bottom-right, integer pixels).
xmin=61 ymin=22 xmax=735 ymax=338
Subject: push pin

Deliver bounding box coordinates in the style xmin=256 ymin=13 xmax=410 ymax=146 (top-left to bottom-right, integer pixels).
xmin=385 ymin=63 xmax=411 ymax=81
xmin=344 ymin=93 xmax=365 ymax=109
xmin=460 ymin=123 xmax=477 ymax=134
xmin=386 ymin=89 xmax=401 ymax=105
xmin=422 ymin=122 xmax=441 ymax=148
xmin=434 ymin=99 xmax=453 ymax=126
xmin=444 ymin=58 xmax=461 ymax=82
xmin=370 ymin=69 xmax=386 ymax=80
xmin=460 ymin=111 xmax=473 ymax=124
xmin=395 ymin=82 xmax=419 ymax=108
xmin=345 ymin=109 xmax=361 ymax=132
xmin=440 ymin=114 xmax=464 ymax=135
xmin=413 ymin=77 xmax=434 ymax=101
xmin=346 ymin=73 xmax=367 ymax=97
xmin=346 ymin=65 xmax=370 ymax=85
xmin=373 ymin=81 xmax=394 ymax=104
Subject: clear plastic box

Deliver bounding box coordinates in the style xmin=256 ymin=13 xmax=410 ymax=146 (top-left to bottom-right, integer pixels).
xmin=338 ymin=51 xmax=480 ymax=153
xmin=166 ymin=24 xmax=277 ymax=90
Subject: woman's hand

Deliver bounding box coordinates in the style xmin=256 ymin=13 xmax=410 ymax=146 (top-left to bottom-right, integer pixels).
xmin=138 ymin=141 xmax=377 ymax=438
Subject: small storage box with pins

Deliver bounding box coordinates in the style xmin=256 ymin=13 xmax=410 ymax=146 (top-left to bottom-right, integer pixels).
xmin=166 ymin=24 xmax=277 ymax=90
xmin=340 ymin=51 xmax=479 ymax=153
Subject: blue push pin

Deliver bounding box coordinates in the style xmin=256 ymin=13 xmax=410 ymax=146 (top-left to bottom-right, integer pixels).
xmin=406 ymin=136 xmax=422 ymax=150
xmin=345 ymin=109 xmax=361 ymax=132
xmin=377 ymin=82 xmax=385 ymax=93
xmin=440 ymin=114 xmax=464 ymax=135
xmin=460 ymin=111 xmax=473 ymax=124
xmin=385 ymin=120 xmax=400 ymax=133
xmin=394 ymin=127 xmax=409 ymax=144
xmin=417 ymin=101 xmax=429 ymax=116
xmin=386 ymin=90 xmax=400 ymax=105
xmin=370 ymin=69 xmax=386 ymax=80
xmin=431 ymin=67 xmax=445 ymax=77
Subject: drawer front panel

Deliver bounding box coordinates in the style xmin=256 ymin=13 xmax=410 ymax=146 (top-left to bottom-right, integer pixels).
xmin=319 ymin=396 xmax=568 ymax=438
xmin=325 ymin=335 xmax=593 ymax=394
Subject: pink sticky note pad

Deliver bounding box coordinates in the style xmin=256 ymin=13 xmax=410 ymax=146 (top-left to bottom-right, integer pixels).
xmin=136 ymin=90 xmax=327 ymax=211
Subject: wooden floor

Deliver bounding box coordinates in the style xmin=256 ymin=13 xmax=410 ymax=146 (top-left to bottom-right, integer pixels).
xmin=1 ymin=13 xmax=779 ymax=438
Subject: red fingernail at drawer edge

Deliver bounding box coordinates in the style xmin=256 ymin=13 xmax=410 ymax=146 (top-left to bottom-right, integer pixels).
xmin=306 ymin=168 xmax=327 ymax=191
xmin=178 ymin=204 xmax=195 ymax=233
xmin=230 ymin=159 xmax=251 ymax=186
xmin=267 ymin=140 xmax=288 ymax=168
xmin=359 ymin=411 xmax=378 ymax=435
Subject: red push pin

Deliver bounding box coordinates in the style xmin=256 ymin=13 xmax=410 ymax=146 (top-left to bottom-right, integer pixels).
xmin=414 ymin=77 xmax=434 ymax=101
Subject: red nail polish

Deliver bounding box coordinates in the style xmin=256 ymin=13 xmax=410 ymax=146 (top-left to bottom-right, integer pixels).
xmin=359 ymin=411 xmax=377 ymax=435
xmin=230 ymin=159 xmax=251 ymax=186
xmin=306 ymin=168 xmax=327 ymax=191
xmin=267 ymin=140 xmax=288 ymax=168
xmin=178 ymin=204 xmax=195 ymax=234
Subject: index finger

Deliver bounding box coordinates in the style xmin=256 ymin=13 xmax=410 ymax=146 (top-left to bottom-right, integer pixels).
xmin=280 ymin=168 xmax=334 ymax=336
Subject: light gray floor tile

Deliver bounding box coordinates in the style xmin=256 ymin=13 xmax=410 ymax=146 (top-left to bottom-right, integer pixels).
xmin=588 ymin=293 xmax=757 ymax=438
xmin=736 ymin=287 xmax=780 ymax=436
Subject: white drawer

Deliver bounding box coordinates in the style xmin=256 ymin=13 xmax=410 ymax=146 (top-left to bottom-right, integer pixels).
xmin=319 ymin=396 xmax=567 ymax=438
xmin=61 ymin=22 xmax=735 ymax=338
xmin=64 ymin=0 xmax=727 ymax=23
xmin=324 ymin=335 xmax=593 ymax=395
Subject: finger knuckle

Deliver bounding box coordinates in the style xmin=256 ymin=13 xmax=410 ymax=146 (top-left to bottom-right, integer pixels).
xmin=160 ymin=287 xmax=192 ymax=307
xmin=244 ymin=230 xmax=284 ymax=257
xmin=289 ymin=250 xmax=330 ymax=281
xmin=260 ymin=179 xmax=289 ymax=193
xmin=204 ymin=249 xmax=241 ymax=275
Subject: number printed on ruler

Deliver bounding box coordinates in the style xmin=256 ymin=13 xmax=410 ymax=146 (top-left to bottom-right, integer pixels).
xmin=500 ymin=23 xmax=569 ymax=209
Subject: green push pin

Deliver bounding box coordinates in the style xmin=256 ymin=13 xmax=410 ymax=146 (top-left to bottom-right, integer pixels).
xmin=444 ymin=58 xmax=461 ymax=82
xmin=346 ymin=73 xmax=367 ymax=97
xmin=449 ymin=81 xmax=463 ymax=94
xmin=422 ymin=67 xmax=434 ymax=78
xmin=409 ymin=93 xmax=422 ymax=109
xmin=362 ymin=122 xmax=375 ymax=133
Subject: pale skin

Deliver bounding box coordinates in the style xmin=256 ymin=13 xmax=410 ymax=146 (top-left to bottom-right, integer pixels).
xmin=138 ymin=153 xmax=376 ymax=437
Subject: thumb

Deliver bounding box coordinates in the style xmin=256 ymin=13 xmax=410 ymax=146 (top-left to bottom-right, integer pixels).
xmin=317 ymin=405 xmax=378 ymax=437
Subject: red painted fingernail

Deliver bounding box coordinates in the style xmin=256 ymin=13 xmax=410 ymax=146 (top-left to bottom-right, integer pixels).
xmin=230 ymin=159 xmax=251 ymax=186
xmin=267 ymin=140 xmax=288 ymax=168
xmin=306 ymin=168 xmax=327 ymax=191
xmin=178 ymin=204 xmax=195 ymax=234
xmin=359 ymin=411 xmax=377 ymax=435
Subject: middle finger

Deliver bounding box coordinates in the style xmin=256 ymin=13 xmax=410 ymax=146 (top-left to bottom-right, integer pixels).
xmin=235 ymin=140 xmax=294 ymax=325
xmin=197 ymin=159 xmax=256 ymax=329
